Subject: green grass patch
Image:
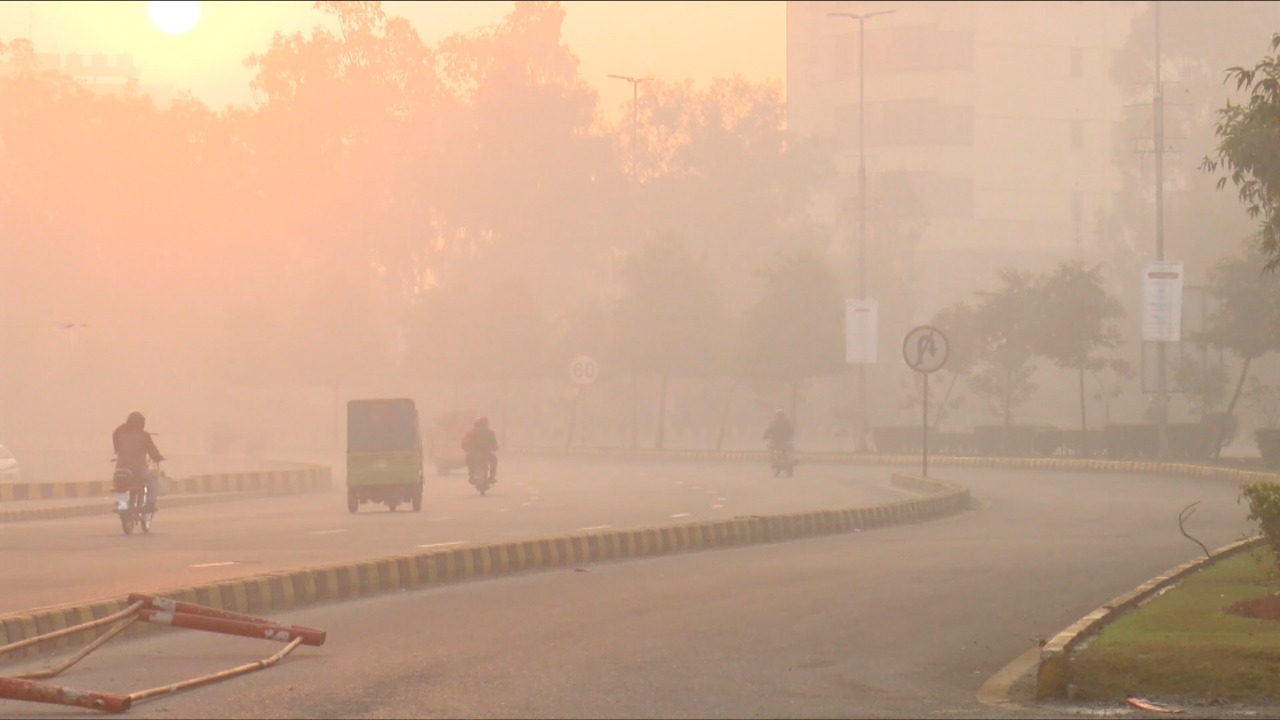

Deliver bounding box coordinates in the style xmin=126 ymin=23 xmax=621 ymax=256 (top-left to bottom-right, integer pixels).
xmin=1070 ymin=547 xmax=1280 ymax=701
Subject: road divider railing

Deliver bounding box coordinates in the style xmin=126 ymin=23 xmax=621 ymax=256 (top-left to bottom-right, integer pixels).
xmin=516 ymin=446 xmax=1280 ymax=485
xmin=0 ymin=473 xmax=969 ymax=665
xmin=0 ymin=465 xmax=332 ymax=503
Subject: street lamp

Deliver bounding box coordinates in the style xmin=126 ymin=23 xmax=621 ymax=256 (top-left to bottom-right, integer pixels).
xmin=608 ymin=73 xmax=652 ymax=450
xmin=829 ymin=9 xmax=895 ymax=452
xmin=608 ymin=74 xmax=652 ymax=179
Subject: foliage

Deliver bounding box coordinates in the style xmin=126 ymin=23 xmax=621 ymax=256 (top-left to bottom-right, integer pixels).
xmin=1203 ymin=32 xmax=1280 ymax=272
xmin=1256 ymin=429 xmax=1280 ymax=468
xmin=967 ymin=269 xmax=1042 ymax=427
xmin=1245 ymin=376 xmax=1280 ymax=429
xmin=737 ymin=249 xmax=845 ymax=396
xmin=1241 ymin=482 xmax=1280 ymax=575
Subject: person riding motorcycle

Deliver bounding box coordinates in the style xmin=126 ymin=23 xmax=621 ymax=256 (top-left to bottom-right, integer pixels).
xmin=763 ymin=408 xmax=795 ymax=454
xmin=461 ymin=416 xmax=499 ymax=484
xmin=112 ymin=411 xmax=165 ymax=511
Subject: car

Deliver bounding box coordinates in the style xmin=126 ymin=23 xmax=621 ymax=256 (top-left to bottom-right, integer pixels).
xmin=0 ymin=444 xmax=21 ymax=482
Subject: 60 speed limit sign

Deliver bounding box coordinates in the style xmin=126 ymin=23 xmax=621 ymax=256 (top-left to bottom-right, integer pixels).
xmin=569 ymin=355 xmax=599 ymax=386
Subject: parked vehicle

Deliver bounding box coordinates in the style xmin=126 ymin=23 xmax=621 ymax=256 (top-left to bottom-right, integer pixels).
xmin=346 ymin=398 xmax=424 ymax=513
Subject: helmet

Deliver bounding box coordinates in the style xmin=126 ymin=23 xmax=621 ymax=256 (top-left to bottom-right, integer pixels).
xmin=476 ymin=416 xmax=489 ymax=427
xmin=127 ymin=411 xmax=146 ymax=429
xmin=774 ymin=408 xmax=786 ymax=418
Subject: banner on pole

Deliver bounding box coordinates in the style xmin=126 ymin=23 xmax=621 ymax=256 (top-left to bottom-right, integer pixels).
xmin=1141 ymin=260 xmax=1184 ymax=342
xmin=845 ymin=298 xmax=878 ymax=365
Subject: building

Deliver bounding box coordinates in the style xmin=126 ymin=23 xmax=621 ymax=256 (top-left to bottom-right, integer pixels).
xmin=787 ymin=0 xmax=1142 ymax=315
xmin=0 ymin=50 xmax=175 ymax=106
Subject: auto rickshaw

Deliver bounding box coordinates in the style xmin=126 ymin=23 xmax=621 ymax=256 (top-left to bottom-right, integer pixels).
xmin=346 ymin=398 xmax=424 ymax=513
xmin=427 ymin=409 xmax=475 ymax=475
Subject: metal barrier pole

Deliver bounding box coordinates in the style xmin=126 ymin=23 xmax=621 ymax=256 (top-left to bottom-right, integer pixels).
xmin=137 ymin=609 xmax=326 ymax=646
xmin=126 ymin=636 xmax=304 ymax=705
xmin=0 ymin=601 xmax=143 ymax=659
xmin=16 ymin=616 xmax=139 ymax=681
xmin=0 ymin=675 xmax=131 ymax=713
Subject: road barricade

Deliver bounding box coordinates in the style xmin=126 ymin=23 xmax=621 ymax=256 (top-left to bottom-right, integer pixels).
xmin=0 ymin=593 xmax=325 ymax=713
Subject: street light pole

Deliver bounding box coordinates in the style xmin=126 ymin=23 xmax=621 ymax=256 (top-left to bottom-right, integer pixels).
xmin=830 ymin=9 xmax=895 ymax=452
xmin=608 ymin=73 xmax=652 ymax=450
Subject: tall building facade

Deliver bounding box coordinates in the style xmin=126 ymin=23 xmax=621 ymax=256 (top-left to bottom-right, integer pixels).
xmin=787 ymin=0 xmax=1141 ymax=315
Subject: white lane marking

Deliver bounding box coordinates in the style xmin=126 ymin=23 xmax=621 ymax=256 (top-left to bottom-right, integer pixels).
xmin=711 ymin=504 xmax=724 ymax=509
xmin=577 ymin=525 xmax=612 ymax=532
xmin=190 ymin=561 xmax=238 ymax=568
xmin=671 ymin=512 xmax=691 ymax=519
xmin=496 ymin=508 xmax=512 ymax=513
xmin=418 ymin=541 xmax=468 ymax=549
xmin=716 ymin=497 xmax=728 ymax=503
xmin=308 ymin=529 xmax=346 ymax=535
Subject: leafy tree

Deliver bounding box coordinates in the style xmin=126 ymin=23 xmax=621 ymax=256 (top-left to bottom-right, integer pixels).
xmin=610 ymin=235 xmax=725 ymax=450
xmin=737 ymin=249 xmax=845 ymax=430
xmin=1201 ymin=242 xmax=1280 ymax=458
xmin=1202 ymin=32 xmax=1280 ymax=272
xmin=921 ymin=301 xmax=982 ymax=430
xmin=1036 ymin=261 xmax=1128 ymax=451
xmin=968 ymin=269 xmax=1042 ymax=436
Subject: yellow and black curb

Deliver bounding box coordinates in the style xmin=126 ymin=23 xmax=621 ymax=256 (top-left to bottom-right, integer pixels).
xmin=0 ymin=473 xmax=969 ymax=663
xmin=0 ymin=467 xmax=333 ymax=524
xmin=1034 ymin=535 xmax=1264 ymax=700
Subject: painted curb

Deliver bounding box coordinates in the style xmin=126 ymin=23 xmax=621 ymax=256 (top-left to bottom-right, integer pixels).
xmin=0 ymin=466 xmax=332 ymax=503
xmin=1033 ymin=535 xmax=1265 ymax=700
xmin=0 ymin=473 xmax=969 ymax=663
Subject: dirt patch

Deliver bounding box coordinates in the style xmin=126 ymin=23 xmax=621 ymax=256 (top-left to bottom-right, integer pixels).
xmin=1227 ymin=592 xmax=1280 ymax=621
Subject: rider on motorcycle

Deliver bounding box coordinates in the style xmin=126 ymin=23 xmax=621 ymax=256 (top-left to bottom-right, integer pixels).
xmin=112 ymin=411 xmax=165 ymax=511
xmin=461 ymin=416 xmax=498 ymax=484
xmin=763 ymin=408 xmax=795 ymax=456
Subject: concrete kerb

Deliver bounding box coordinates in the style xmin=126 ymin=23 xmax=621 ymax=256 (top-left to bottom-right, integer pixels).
xmin=1034 ymin=535 xmax=1265 ymax=700
xmin=0 ymin=471 xmax=970 ymax=665
xmin=0 ymin=466 xmax=333 ymax=524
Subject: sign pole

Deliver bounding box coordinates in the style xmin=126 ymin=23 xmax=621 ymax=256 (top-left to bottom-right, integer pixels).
xmin=922 ymin=372 xmax=929 ymax=478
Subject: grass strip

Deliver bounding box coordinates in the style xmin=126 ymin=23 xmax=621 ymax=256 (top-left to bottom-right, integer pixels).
xmin=1070 ymin=548 xmax=1280 ymax=701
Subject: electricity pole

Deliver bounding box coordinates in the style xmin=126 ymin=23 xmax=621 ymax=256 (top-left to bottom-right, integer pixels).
xmin=1154 ymin=1 xmax=1170 ymax=459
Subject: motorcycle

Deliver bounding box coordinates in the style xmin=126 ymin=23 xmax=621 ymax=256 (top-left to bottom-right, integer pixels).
xmin=768 ymin=442 xmax=795 ymax=478
xmin=112 ymin=457 xmax=159 ymax=536
xmin=467 ymin=452 xmax=496 ymax=496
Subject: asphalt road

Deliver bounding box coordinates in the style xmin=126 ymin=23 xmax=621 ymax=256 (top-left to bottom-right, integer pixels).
xmin=0 ymin=461 xmax=1258 ymax=719
xmin=0 ymin=454 xmax=904 ymax=614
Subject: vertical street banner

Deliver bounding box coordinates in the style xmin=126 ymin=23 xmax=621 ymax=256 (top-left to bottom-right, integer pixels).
xmin=845 ymin=298 xmax=878 ymax=365
xmin=1141 ymin=260 xmax=1184 ymax=343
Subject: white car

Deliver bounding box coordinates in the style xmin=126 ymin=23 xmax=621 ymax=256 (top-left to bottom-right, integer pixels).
xmin=0 ymin=445 xmax=20 ymax=482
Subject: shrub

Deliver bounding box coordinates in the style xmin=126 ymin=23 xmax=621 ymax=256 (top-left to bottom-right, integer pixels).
xmin=1241 ymin=481 xmax=1280 ymax=577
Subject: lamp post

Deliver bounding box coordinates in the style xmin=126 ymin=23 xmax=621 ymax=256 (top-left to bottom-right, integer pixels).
xmin=608 ymin=73 xmax=652 ymax=450
xmin=829 ymin=9 xmax=895 ymax=451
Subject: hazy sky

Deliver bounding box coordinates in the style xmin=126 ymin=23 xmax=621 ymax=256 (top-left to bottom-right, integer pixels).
xmin=0 ymin=1 xmax=786 ymax=118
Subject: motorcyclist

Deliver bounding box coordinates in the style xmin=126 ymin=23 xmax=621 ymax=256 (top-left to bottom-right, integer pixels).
xmin=112 ymin=411 xmax=165 ymax=511
xmin=461 ymin=416 xmax=499 ymax=484
xmin=763 ymin=408 xmax=795 ymax=453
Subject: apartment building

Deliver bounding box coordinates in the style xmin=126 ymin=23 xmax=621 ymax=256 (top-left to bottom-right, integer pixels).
xmin=787 ymin=0 xmax=1142 ymax=314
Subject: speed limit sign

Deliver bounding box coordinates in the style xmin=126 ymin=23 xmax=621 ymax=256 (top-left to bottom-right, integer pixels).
xmin=569 ymin=355 xmax=599 ymax=386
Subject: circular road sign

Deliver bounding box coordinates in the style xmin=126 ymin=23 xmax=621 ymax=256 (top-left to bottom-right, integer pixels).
xmin=902 ymin=325 xmax=950 ymax=374
xmin=569 ymin=355 xmax=600 ymax=386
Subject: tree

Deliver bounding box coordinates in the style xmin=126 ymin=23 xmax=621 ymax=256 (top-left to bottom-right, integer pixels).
xmin=924 ymin=301 xmax=982 ymax=430
xmin=610 ymin=235 xmax=725 ymax=450
xmin=1201 ymin=242 xmax=1280 ymax=459
xmin=1036 ymin=261 xmax=1128 ymax=453
xmin=1202 ymin=32 xmax=1280 ymax=272
xmin=968 ymin=269 xmax=1042 ymax=437
xmin=737 ymin=249 xmax=845 ymax=430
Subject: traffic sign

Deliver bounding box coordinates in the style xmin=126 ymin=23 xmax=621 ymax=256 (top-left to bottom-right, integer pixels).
xmin=902 ymin=325 xmax=949 ymax=374
xmin=569 ymin=355 xmax=599 ymax=386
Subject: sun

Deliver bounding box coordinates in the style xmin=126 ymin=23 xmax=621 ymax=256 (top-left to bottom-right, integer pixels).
xmin=148 ymin=1 xmax=201 ymax=35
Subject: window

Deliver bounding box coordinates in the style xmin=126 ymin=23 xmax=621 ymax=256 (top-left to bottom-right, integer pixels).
xmin=1070 ymin=48 xmax=1083 ymax=78
xmin=871 ymin=99 xmax=974 ymax=147
xmin=1071 ymin=120 xmax=1084 ymax=150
